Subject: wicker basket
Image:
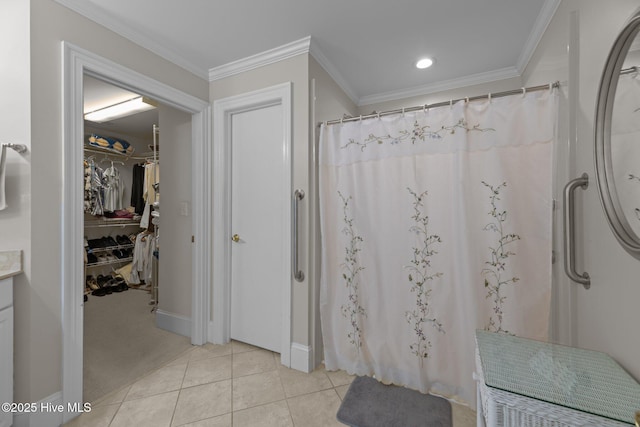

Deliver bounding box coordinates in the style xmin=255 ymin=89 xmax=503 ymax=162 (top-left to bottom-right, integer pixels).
xmin=475 ymin=348 xmax=630 ymax=427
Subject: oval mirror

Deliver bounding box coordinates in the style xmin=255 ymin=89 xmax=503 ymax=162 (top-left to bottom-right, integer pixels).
xmin=595 ymin=11 xmax=640 ymax=259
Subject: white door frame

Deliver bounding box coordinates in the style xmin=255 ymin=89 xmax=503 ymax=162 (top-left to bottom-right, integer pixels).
xmin=212 ymin=82 xmax=292 ymax=367
xmin=61 ymin=42 xmax=211 ymax=422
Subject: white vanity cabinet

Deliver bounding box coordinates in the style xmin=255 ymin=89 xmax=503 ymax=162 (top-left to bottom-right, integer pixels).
xmin=0 ymin=279 xmax=13 ymax=427
xmin=0 ymin=250 xmax=21 ymax=427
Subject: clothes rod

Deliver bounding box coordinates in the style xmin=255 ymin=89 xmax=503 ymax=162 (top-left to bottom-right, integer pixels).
xmin=322 ymin=81 xmax=560 ymax=126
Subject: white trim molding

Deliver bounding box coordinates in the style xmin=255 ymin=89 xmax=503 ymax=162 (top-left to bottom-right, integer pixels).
xmin=61 ymin=42 xmax=211 ymax=424
xmin=209 ymin=37 xmax=311 ymax=82
xmin=54 ymin=0 xmax=208 ymax=79
xmin=13 ymin=391 xmax=64 ymax=427
xmin=156 ymin=310 xmax=192 ymax=338
xmin=290 ymin=343 xmax=313 ymax=373
xmin=357 ymin=66 xmax=521 ymax=107
xmin=212 ymin=82 xmax=293 ymax=368
xmin=515 ymin=0 xmax=562 ymax=74
xmin=308 ymin=38 xmax=359 ymax=105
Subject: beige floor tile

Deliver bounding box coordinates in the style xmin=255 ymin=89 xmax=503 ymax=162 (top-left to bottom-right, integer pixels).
xmin=452 ymin=401 xmax=476 ymax=427
xmin=110 ymin=391 xmax=179 ymax=427
xmin=232 ymin=401 xmax=294 ymax=427
xmin=232 ymin=371 xmax=286 ymax=411
xmin=231 ymin=340 xmax=260 ymax=354
xmin=287 ymin=389 xmax=343 ymax=427
xmin=171 ymin=380 xmax=232 ymax=426
xmin=232 ymin=349 xmax=277 ymax=377
xmin=63 ymin=403 xmax=119 ymax=427
xmin=325 ymin=369 xmax=355 ymax=387
xmin=91 ymin=384 xmax=130 ymax=406
xmin=278 ymin=365 xmax=333 ymax=398
xmin=174 ymin=413 xmax=231 ymax=427
xmin=188 ymin=343 xmax=233 ymax=362
xmin=182 ymin=354 xmax=232 ymax=388
xmin=334 ymin=384 xmax=350 ymax=400
xmin=125 ymin=363 xmax=187 ymax=400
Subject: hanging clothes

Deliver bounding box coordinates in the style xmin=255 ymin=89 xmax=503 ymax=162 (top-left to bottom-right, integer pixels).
xmin=144 ymin=161 xmax=159 ymax=204
xmin=140 ymin=161 xmax=159 ymax=229
xmin=84 ymin=158 xmax=105 ymax=216
xmin=130 ymin=163 xmax=146 ymax=215
xmin=103 ymin=162 xmax=123 ymax=212
xmin=129 ymin=231 xmax=156 ymax=284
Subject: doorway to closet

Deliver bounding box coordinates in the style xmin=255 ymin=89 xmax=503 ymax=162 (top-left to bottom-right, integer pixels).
xmin=61 ymin=42 xmax=211 ymax=423
xmin=82 ymin=76 xmax=193 ymax=402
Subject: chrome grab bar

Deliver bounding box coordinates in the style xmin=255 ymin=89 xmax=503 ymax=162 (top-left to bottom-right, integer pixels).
xmin=293 ymin=189 xmax=305 ymax=282
xmin=563 ymin=173 xmax=590 ymax=289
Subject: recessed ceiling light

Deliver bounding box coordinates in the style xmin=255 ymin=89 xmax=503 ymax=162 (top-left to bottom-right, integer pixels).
xmin=416 ymin=57 xmax=434 ymax=69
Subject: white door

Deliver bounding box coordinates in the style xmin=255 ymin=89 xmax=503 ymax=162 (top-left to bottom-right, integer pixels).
xmin=230 ymin=103 xmax=287 ymax=353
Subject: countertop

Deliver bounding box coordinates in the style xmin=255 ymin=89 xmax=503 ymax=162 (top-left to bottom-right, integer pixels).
xmin=0 ymin=250 xmax=22 ymax=280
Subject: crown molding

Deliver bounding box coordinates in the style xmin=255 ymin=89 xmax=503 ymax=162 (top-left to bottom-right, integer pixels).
xmin=209 ymin=36 xmax=312 ymax=81
xmin=357 ymin=67 xmax=521 ymax=107
xmin=516 ymin=0 xmax=561 ymax=73
xmin=54 ymin=0 xmax=209 ymax=80
xmin=308 ymin=39 xmax=360 ymax=105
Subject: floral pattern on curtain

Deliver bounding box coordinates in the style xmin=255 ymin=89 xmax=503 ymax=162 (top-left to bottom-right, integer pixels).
xmin=319 ymin=89 xmax=557 ymax=406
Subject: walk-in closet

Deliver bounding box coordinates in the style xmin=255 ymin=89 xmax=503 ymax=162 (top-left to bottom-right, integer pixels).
xmin=82 ymin=76 xmax=193 ymax=403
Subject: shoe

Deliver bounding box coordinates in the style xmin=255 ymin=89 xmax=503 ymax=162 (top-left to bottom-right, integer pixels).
xmin=91 ymin=287 xmax=106 ymax=297
xmin=111 ymin=276 xmax=128 ymax=292
xmin=104 ymin=236 xmax=119 ymax=248
xmin=86 ymin=275 xmax=99 ymax=291
xmin=116 ymin=235 xmax=131 ymax=245
xmin=87 ymin=238 xmax=102 ymax=249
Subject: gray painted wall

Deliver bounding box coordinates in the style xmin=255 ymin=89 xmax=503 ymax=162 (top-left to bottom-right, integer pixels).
xmin=7 ymin=0 xmax=208 ymax=404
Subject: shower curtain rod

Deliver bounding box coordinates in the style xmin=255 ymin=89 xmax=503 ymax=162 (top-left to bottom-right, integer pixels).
xmin=321 ymin=81 xmax=560 ymax=126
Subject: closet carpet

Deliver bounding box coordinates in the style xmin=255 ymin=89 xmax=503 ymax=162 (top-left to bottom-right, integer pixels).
xmin=83 ymin=289 xmax=192 ymax=403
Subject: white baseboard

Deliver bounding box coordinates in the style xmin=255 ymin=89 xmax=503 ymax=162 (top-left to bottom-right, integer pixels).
xmin=290 ymin=342 xmax=312 ymax=373
xmin=155 ymin=310 xmax=191 ymax=338
xmin=13 ymin=391 xmax=66 ymax=427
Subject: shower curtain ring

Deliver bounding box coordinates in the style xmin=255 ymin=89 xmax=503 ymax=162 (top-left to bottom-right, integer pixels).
xmin=522 ymin=87 xmax=526 ymax=96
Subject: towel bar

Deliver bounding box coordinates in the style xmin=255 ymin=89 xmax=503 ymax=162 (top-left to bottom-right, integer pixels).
xmin=2 ymin=143 xmax=28 ymax=154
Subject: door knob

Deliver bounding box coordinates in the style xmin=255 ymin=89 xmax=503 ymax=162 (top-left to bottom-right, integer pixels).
xmin=231 ymin=234 xmax=240 ymax=243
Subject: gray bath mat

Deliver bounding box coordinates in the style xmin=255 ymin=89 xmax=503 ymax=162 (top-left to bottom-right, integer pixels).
xmin=337 ymin=376 xmax=452 ymax=427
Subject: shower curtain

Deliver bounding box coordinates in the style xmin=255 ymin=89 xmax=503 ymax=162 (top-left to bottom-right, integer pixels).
xmin=319 ymin=89 xmax=557 ymax=406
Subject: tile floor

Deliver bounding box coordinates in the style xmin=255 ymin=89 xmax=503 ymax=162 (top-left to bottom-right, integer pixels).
xmin=65 ymin=340 xmax=476 ymax=427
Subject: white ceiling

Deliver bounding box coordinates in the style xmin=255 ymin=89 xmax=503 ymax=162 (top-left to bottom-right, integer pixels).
xmin=58 ymin=0 xmax=559 ymax=106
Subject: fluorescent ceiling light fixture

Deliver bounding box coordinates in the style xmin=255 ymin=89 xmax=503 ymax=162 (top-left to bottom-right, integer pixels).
xmin=84 ymin=96 xmax=156 ymax=123
xmin=416 ymin=57 xmax=434 ymax=69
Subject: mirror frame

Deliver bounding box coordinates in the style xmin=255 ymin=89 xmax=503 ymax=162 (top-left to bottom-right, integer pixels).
xmin=595 ymin=11 xmax=640 ymax=259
